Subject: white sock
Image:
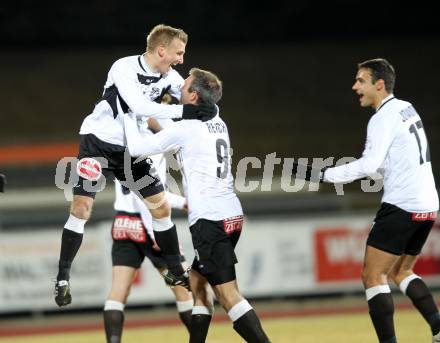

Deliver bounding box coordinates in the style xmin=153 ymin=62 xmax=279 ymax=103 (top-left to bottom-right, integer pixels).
xmin=399 ymin=274 xmax=421 ymax=294
xmin=365 ymin=284 xmax=391 ymax=301
xmin=192 ymin=305 xmax=214 ymax=316
xmin=227 ymin=299 xmax=253 ymax=322
xmin=64 ymin=214 xmax=87 ymax=234
xmin=152 ymin=217 xmax=173 ymax=232
xmin=176 ymin=299 xmax=193 ymax=313
xmin=104 ymin=300 xmax=125 ymax=311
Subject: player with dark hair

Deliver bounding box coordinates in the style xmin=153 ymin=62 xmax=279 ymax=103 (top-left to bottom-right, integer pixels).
xmin=296 ymin=58 xmax=439 ymax=343
xmin=124 ymin=68 xmax=271 ymax=342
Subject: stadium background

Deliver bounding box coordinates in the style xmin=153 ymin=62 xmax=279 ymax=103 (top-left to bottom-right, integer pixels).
xmin=0 ymin=1 xmax=440 ymax=342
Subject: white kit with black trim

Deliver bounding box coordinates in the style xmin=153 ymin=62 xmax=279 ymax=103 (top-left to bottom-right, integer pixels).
xmin=123 ymin=112 xmax=243 ymax=226
xmin=80 ymin=55 xmax=184 ymax=146
xmin=324 ymin=95 xmax=439 ymax=212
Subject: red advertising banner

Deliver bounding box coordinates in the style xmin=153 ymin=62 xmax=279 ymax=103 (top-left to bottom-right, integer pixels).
xmin=315 ymin=222 xmax=440 ymax=283
xmin=315 ymin=227 xmax=368 ymax=282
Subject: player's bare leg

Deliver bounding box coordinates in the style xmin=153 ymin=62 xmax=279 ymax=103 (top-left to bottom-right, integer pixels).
xmin=362 ymin=245 xmax=400 ymax=343
xmin=189 ymin=269 xmax=214 ymax=343
xmin=389 ymin=254 xmax=440 ymax=341
xmin=103 ymin=266 xmax=136 ymax=343
xmin=158 ymin=266 xmax=193 ymax=331
xmin=55 ymin=195 xmax=94 ymax=306
xmin=146 ymin=192 xmax=188 ymax=288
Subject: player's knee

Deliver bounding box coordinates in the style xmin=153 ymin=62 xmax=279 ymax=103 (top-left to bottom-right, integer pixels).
xmin=361 ymin=268 xmax=375 ymax=287
xmin=361 ymin=268 xmax=386 ymax=288
xmin=149 ymin=201 xmax=171 ymax=219
xmin=71 ymin=199 xmax=92 ymax=220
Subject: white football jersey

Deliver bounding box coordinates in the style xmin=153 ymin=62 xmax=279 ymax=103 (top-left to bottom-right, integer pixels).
xmin=80 ymin=54 xmax=184 ymax=146
xmin=324 ymin=95 xmax=439 ymax=212
xmin=124 ymin=111 xmax=243 ymax=225
xmin=114 ymin=151 xmax=186 ymax=239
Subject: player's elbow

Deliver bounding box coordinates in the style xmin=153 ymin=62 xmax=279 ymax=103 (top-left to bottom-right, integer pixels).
xmin=127 ymin=104 xmax=146 ymax=116
xmin=361 ymin=159 xmax=381 ymax=176
xmin=126 ymin=143 xmax=142 ymax=157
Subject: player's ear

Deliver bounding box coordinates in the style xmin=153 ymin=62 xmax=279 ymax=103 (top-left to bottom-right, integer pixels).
xmin=375 ymin=79 xmax=385 ymax=91
xmin=157 ymin=45 xmax=166 ymax=58
xmin=190 ymin=90 xmax=198 ymax=103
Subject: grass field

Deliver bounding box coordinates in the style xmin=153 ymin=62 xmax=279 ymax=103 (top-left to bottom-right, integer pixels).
xmin=0 ymin=307 xmax=433 ymax=343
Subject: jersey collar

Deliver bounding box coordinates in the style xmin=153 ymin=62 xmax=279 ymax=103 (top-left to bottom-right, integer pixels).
xmin=376 ymin=94 xmax=395 ymax=112
xmin=138 ymin=54 xmax=162 ymax=78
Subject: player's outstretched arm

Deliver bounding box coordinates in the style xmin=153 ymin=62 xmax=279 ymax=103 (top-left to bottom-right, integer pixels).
xmin=292 ymin=162 xmax=371 ymax=184
xmin=292 ymin=163 xmax=326 ymax=183
xmin=123 ymin=115 xmax=163 ymax=157
xmin=123 ymin=115 xmax=182 ymax=157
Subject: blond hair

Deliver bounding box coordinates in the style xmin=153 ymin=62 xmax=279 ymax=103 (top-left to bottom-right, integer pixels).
xmin=146 ymin=24 xmax=188 ymax=53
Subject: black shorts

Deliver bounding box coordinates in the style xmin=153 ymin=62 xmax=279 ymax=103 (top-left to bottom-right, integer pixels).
xmin=111 ymin=211 xmax=184 ymax=269
xmin=190 ymin=216 xmax=243 ymax=285
xmin=367 ymin=202 xmax=436 ymax=255
xmin=73 ymin=134 xmax=164 ymax=199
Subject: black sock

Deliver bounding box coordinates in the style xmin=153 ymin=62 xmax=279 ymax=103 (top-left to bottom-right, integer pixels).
xmin=154 ymin=225 xmax=184 ymax=276
xmin=233 ymin=309 xmax=270 ymax=343
xmin=179 ymin=309 xmax=192 ymax=332
xmin=57 ymin=229 xmax=83 ymax=281
xmin=405 ymin=278 xmax=440 ymax=335
xmin=368 ymin=293 xmax=396 ymax=343
xmin=380 ymin=338 xmax=397 ymax=343
xmin=189 ymin=314 xmax=212 ymax=343
xmin=104 ymin=310 xmax=124 ymax=343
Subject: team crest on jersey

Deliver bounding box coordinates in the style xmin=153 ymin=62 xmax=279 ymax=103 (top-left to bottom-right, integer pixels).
xmin=149 ymin=86 xmax=161 ymax=99
xmin=76 ymin=158 xmax=102 ymax=181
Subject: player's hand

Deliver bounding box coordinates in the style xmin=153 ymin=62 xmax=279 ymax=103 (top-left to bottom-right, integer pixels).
xmin=292 ymin=163 xmax=326 ymax=183
xmin=152 ymin=239 xmax=161 ymax=252
xmin=147 ymin=118 xmax=163 ymax=133
xmin=162 ymin=268 xmax=190 ymax=290
xmin=182 ymin=103 xmax=217 ymax=121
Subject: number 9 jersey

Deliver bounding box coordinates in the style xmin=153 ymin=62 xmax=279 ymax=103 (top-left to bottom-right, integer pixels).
xmin=124 ymin=110 xmax=243 ymax=226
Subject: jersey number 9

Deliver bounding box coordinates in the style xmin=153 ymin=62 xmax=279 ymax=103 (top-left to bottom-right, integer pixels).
xmin=216 ymin=138 xmax=229 ymax=179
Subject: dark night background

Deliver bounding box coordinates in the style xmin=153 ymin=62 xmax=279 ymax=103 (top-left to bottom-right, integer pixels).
xmin=1 ymin=1 xmax=439 ymax=186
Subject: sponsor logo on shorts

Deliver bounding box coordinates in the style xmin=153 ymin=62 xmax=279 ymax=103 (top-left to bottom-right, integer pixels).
xmin=412 ymin=212 xmax=437 ymax=221
xmin=112 ymin=215 xmax=147 ymax=243
xmin=223 ymin=215 xmax=244 ymax=235
xmin=76 ymin=158 xmax=102 ymax=181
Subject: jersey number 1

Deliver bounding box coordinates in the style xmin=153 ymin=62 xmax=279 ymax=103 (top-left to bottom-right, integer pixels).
xmin=409 ymin=120 xmax=431 ymax=165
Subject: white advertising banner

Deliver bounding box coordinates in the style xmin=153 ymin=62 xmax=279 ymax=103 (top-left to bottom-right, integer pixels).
xmin=0 ymin=223 xmax=113 ymax=312
xmin=1 ymin=214 xmax=439 ymax=313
